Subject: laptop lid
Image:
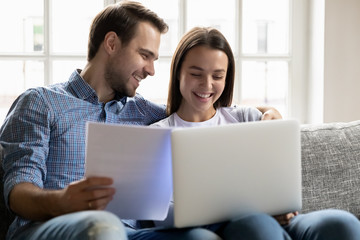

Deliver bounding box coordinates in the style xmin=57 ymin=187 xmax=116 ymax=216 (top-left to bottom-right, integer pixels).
xmin=170 ymin=119 xmax=302 ymax=228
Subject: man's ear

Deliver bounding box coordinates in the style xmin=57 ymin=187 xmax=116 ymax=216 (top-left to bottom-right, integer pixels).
xmin=103 ymin=31 xmax=120 ymax=54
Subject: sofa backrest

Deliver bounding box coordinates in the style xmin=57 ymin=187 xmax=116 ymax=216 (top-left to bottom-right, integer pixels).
xmin=301 ymin=120 xmax=360 ymax=219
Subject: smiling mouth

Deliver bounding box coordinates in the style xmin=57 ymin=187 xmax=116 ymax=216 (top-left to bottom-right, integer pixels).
xmin=194 ymin=92 xmax=213 ymax=99
xmin=133 ymin=74 xmax=143 ymax=83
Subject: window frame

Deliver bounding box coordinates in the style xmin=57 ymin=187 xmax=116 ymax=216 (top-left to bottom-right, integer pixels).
xmin=129 ymin=0 xmax=308 ymax=120
xmin=0 ymin=0 xmax=308 ymax=122
xmin=235 ymin=0 xmax=307 ymax=120
xmin=0 ymin=0 xmax=110 ymax=85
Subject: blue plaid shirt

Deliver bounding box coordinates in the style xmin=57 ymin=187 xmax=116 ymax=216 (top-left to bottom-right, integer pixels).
xmin=0 ymin=70 xmax=166 ymax=238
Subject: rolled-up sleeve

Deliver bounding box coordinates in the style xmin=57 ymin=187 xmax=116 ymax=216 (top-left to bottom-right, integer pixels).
xmin=0 ymin=89 xmax=51 ymax=209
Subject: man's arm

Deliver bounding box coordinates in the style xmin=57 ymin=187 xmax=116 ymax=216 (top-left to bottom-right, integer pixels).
xmin=9 ymin=177 xmax=115 ymax=221
xmin=1 ymin=90 xmax=115 ymax=221
xmin=256 ymin=106 xmax=282 ymax=120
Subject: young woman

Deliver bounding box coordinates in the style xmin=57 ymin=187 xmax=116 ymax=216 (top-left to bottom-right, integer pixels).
xmin=151 ymin=27 xmax=360 ymax=240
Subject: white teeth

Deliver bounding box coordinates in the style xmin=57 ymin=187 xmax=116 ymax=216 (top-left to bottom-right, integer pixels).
xmin=133 ymin=75 xmax=143 ymax=82
xmin=195 ymin=93 xmax=211 ymax=98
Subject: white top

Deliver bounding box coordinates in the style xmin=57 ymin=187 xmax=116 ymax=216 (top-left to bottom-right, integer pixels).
xmin=151 ymin=106 xmax=262 ymax=128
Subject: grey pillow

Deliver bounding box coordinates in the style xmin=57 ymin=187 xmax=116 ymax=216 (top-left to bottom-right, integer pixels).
xmin=300 ymin=120 xmax=360 ymax=218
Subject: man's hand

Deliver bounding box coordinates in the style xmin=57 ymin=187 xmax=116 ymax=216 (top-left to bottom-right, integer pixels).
xmin=56 ymin=177 xmax=116 ymax=215
xmin=9 ymin=177 xmax=115 ymax=221
xmin=273 ymin=211 xmax=298 ymax=225
xmin=257 ymin=106 xmax=283 ymax=120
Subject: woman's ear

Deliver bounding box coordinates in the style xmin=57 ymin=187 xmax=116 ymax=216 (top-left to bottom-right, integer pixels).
xmin=103 ymin=31 xmax=120 ymax=54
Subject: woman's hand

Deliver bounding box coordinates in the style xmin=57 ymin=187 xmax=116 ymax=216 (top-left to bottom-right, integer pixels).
xmin=256 ymin=106 xmax=283 ymax=120
xmin=273 ymin=211 xmax=298 ymax=225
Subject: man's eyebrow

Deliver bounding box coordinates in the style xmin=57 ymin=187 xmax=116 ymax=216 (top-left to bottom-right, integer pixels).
xmin=139 ymin=48 xmax=158 ymax=60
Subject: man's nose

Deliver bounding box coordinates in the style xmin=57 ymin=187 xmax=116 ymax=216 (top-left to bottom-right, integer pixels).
xmin=144 ymin=61 xmax=155 ymax=76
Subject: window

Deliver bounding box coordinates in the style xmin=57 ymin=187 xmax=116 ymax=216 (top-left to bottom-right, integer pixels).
xmin=0 ymin=0 xmax=105 ymax=123
xmin=136 ymin=0 xmax=304 ymax=119
xmin=0 ymin=0 xmax=306 ymax=123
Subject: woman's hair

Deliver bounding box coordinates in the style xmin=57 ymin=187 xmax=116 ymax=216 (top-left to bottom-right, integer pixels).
xmin=166 ymin=27 xmax=235 ymax=115
xmin=87 ymin=1 xmax=168 ymax=61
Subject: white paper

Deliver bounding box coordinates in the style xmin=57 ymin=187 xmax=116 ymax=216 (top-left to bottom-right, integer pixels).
xmin=85 ymin=122 xmax=173 ymax=220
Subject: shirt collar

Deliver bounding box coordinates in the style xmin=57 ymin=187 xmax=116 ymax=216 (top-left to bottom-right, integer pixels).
xmin=67 ymin=69 xmax=98 ymax=102
xmin=68 ymin=69 xmax=128 ymax=105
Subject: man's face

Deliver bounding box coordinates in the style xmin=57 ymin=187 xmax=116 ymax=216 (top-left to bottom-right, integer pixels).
xmin=105 ymin=21 xmax=161 ymax=97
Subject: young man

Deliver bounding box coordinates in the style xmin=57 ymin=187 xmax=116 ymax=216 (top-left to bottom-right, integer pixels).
xmin=0 ymin=2 xmax=168 ymax=240
xmin=1 ymin=2 xmax=283 ymax=240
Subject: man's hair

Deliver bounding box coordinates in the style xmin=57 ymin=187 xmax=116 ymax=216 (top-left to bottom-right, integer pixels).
xmin=167 ymin=27 xmax=235 ymax=115
xmin=87 ymin=1 xmax=168 ymax=61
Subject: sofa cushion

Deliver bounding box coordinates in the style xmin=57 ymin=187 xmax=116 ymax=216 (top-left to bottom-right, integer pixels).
xmin=301 ymin=120 xmax=360 ymax=218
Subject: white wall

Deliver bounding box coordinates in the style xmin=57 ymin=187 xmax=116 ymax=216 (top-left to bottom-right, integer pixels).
xmin=307 ymin=0 xmax=360 ymax=123
xmin=307 ymin=0 xmax=324 ymax=124
xmin=290 ymin=0 xmax=309 ymax=123
xmin=323 ymin=0 xmax=360 ymax=122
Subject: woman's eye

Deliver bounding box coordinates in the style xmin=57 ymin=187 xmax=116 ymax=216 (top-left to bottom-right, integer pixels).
xmin=213 ymin=76 xmax=224 ymax=80
xmin=190 ymin=73 xmax=201 ymax=77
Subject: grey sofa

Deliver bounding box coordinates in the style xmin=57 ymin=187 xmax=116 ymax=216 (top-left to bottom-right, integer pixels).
xmin=1 ymin=120 xmax=360 ymax=239
xmin=300 ymin=120 xmax=360 ymax=216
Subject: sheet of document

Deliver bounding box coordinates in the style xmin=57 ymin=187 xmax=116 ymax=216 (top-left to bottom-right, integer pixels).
xmin=85 ymin=122 xmax=173 ymax=220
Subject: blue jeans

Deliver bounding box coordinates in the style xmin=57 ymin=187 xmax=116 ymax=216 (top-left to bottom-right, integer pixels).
xmin=284 ymin=209 xmax=360 ymax=240
xmin=11 ymin=209 xmax=360 ymax=240
xmin=127 ymin=213 xmax=289 ymax=240
xmin=11 ymin=211 xmax=127 ymax=240
xmin=128 ymin=209 xmax=360 ymax=240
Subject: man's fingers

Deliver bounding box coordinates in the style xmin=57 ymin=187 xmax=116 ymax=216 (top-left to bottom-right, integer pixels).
xmin=87 ymin=195 xmax=114 ymax=210
xmin=85 ymin=176 xmax=114 ymax=187
xmin=70 ymin=177 xmax=113 ymax=191
xmin=86 ymin=186 xmax=116 ymax=200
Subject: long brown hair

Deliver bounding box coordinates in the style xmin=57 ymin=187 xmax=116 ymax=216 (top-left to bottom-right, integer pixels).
xmin=167 ymin=27 xmax=235 ymax=115
xmin=87 ymin=1 xmax=168 ymax=61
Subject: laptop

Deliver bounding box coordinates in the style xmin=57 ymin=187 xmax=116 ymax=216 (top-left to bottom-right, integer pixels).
xmin=170 ymin=119 xmax=302 ymax=228
xmin=85 ymin=119 xmax=301 ymax=228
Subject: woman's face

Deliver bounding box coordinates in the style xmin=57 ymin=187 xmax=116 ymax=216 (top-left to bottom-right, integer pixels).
xmin=177 ymin=45 xmax=228 ymax=122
